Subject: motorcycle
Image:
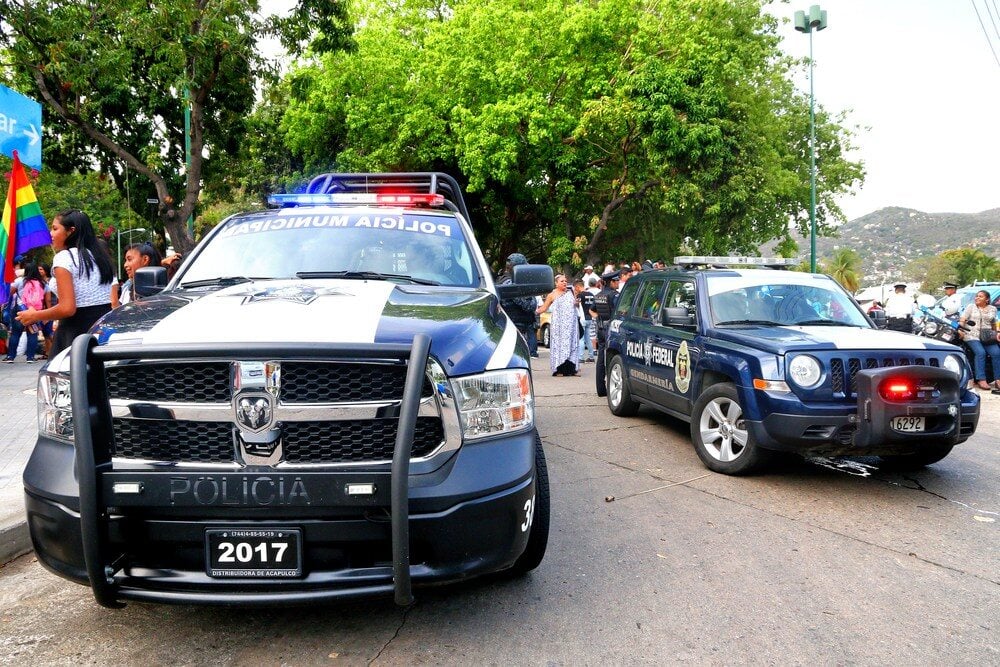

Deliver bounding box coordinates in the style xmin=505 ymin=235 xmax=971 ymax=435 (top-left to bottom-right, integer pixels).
xmin=916 ymin=305 xmax=968 ymax=345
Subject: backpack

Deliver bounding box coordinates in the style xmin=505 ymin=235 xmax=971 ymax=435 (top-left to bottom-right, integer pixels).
xmin=0 ymin=289 xmax=16 ymax=328
xmin=20 ymin=279 xmax=45 ymax=311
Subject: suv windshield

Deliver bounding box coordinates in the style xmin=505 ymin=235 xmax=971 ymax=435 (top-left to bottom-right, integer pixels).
xmin=706 ymin=273 xmax=870 ymax=328
xmin=179 ymin=209 xmax=479 ymax=288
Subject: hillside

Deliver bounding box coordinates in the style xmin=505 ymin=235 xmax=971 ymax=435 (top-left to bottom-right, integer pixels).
xmin=791 ymin=207 xmax=1000 ymax=283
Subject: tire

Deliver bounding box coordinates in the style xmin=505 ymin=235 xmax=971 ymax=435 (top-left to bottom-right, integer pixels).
xmin=540 ymin=324 xmax=550 ymax=348
xmin=879 ymin=443 xmax=954 ymax=471
xmin=606 ymin=354 xmax=640 ymax=416
xmin=690 ymin=382 xmax=769 ymax=475
xmin=511 ymin=432 xmax=550 ymax=574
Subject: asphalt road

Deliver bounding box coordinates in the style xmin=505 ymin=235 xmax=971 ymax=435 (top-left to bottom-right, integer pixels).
xmin=2 ymin=355 xmax=997 ymax=665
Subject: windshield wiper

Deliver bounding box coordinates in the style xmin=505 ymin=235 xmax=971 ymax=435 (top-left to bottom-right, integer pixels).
xmin=790 ymin=318 xmax=842 ymax=326
xmin=715 ymin=319 xmax=783 ymax=326
xmin=295 ymin=271 xmax=440 ymax=286
xmin=180 ymin=276 xmax=266 ymax=288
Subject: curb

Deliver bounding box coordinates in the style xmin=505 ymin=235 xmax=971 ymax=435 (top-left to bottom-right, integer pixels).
xmin=1 ymin=514 xmax=31 ymax=565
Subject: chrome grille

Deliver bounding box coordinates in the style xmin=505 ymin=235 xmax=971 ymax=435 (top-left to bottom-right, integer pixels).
xmin=112 ymin=420 xmax=234 ymax=463
xmin=108 ymin=359 xmax=452 ymax=467
xmin=283 ymin=418 xmax=444 ymax=463
xmin=106 ymin=363 xmax=231 ymax=402
xmin=280 ymin=362 xmax=433 ymax=403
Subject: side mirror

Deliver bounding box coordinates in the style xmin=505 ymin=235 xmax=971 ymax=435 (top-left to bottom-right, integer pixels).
xmin=869 ymin=309 xmax=887 ymax=329
xmin=134 ymin=266 xmax=169 ymax=298
xmin=496 ymin=264 xmax=555 ymax=299
xmin=663 ymin=306 xmax=694 ymax=327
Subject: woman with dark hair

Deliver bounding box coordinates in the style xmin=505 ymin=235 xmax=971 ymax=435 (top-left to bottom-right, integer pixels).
xmin=960 ymin=289 xmax=1000 ymax=390
xmin=120 ymin=242 xmax=163 ymax=305
xmin=17 ymin=209 xmax=114 ymax=357
xmin=4 ymin=263 xmax=47 ymax=363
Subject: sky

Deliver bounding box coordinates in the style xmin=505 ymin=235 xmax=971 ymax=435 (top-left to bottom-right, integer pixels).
xmin=772 ymin=0 xmax=1000 ymax=221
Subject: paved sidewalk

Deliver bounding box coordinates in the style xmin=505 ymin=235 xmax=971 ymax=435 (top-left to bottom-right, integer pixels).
xmin=0 ymin=360 xmax=42 ymax=564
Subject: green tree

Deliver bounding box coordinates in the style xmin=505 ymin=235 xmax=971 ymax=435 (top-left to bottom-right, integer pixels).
xmin=276 ymin=0 xmax=863 ymax=272
xmin=954 ymin=249 xmax=1000 ymax=284
xmin=0 ymin=0 xmax=351 ymax=253
xmin=821 ymin=247 xmax=862 ymax=293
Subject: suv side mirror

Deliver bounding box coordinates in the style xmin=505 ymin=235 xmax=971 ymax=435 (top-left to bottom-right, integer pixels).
xmin=134 ymin=266 xmax=169 ymax=298
xmin=663 ymin=306 xmax=695 ymax=327
xmin=496 ymin=264 xmax=555 ymax=299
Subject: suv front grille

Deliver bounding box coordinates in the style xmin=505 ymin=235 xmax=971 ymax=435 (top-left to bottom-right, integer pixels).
xmin=830 ymin=355 xmax=941 ymax=396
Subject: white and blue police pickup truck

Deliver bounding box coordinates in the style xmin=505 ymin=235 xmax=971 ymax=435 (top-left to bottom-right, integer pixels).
xmin=601 ymin=257 xmax=981 ymax=475
xmin=25 ymin=172 xmax=554 ymax=607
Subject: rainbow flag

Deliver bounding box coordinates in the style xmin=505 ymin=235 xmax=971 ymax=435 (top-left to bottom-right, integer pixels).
xmin=2 ymin=150 xmax=50 ymax=282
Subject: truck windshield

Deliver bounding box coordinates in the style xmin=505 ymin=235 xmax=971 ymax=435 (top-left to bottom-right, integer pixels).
xmin=707 ymin=274 xmax=871 ymax=328
xmin=179 ymin=210 xmax=478 ymax=288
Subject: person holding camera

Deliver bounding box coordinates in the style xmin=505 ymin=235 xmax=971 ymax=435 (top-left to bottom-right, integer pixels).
xmin=959 ymin=289 xmax=1000 ymax=390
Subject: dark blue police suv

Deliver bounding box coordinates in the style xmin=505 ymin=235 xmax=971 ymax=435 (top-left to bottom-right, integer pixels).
xmin=601 ymin=257 xmax=980 ymax=475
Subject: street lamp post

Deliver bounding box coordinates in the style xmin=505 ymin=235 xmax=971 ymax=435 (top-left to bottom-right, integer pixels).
xmin=795 ymin=5 xmax=828 ymax=273
xmin=116 ymin=227 xmax=147 ymax=279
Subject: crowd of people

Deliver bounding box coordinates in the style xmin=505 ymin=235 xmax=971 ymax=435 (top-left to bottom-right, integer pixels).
xmin=500 ymin=255 xmax=656 ymax=381
xmin=2 ymin=209 xmax=181 ymax=363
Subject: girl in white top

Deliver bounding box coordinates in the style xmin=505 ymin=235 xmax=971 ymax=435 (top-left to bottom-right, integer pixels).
xmin=17 ymin=209 xmax=114 ymax=356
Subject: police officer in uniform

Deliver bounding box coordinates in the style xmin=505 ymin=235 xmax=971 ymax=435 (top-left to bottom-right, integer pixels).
xmin=590 ymin=270 xmax=621 ymax=396
xmin=884 ymin=283 xmax=914 ymax=333
xmin=940 ymin=282 xmax=962 ymax=321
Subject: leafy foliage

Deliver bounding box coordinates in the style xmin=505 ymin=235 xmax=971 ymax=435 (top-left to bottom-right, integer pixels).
xmin=275 ymin=0 xmax=863 ymax=272
xmin=0 ymin=0 xmax=350 ymax=253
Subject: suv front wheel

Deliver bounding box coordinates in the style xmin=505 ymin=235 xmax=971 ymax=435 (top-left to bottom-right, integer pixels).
xmin=690 ymin=383 xmax=769 ymax=475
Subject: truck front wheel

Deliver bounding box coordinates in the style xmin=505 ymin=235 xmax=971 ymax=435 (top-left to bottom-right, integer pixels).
xmin=511 ymin=432 xmax=550 ymax=574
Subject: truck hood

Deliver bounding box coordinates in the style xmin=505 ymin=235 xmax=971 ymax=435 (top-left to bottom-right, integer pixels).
xmin=91 ymin=279 xmax=523 ymax=376
xmin=712 ymin=325 xmax=959 ymax=355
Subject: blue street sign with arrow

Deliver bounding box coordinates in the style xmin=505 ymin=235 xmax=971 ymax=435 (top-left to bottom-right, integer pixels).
xmin=0 ymin=84 xmax=43 ymax=171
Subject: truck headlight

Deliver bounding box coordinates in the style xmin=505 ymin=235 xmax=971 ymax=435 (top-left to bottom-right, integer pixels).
xmin=788 ymin=355 xmax=822 ymax=388
xmin=38 ymin=372 xmax=74 ymax=443
xmin=450 ymin=369 xmax=533 ymax=440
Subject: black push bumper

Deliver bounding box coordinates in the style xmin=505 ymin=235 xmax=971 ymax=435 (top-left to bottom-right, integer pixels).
xmin=24 ymin=335 xmax=537 ymax=607
xmin=750 ymin=366 xmax=980 ymax=456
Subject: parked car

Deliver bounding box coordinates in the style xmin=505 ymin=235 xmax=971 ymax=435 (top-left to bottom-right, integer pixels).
xmin=537 ymin=311 xmax=551 ymax=347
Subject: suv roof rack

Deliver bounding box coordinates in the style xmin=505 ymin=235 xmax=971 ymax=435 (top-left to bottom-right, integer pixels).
xmin=296 ymin=172 xmax=472 ymax=222
xmin=673 ymin=256 xmax=799 ymax=270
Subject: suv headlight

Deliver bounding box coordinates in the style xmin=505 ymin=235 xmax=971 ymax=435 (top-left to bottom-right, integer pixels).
xmin=943 ymin=353 xmax=963 ymax=379
xmin=788 ymin=354 xmax=822 ymax=388
xmin=450 ymin=369 xmax=533 ymax=440
xmin=38 ymin=371 xmax=74 ymax=443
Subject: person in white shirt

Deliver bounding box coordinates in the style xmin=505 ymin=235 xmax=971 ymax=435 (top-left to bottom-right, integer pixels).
xmin=940 ymin=282 xmax=963 ymax=320
xmin=17 ymin=210 xmax=115 ymax=356
xmin=883 ymin=283 xmax=914 ymax=333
